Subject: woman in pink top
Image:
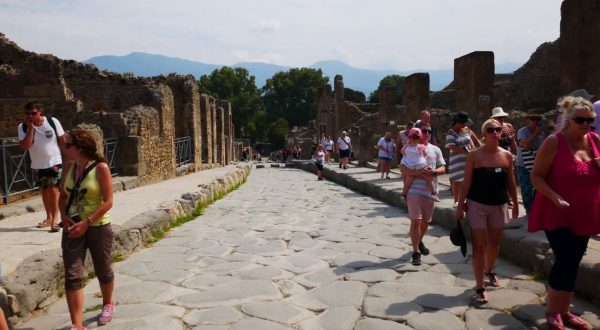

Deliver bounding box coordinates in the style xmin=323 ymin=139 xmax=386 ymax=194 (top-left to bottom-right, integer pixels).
xmin=530 ymin=97 xmax=600 ymax=330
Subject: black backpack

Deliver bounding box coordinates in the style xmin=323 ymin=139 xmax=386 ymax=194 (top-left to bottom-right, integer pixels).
xmin=21 ymin=117 xmax=59 ymax=144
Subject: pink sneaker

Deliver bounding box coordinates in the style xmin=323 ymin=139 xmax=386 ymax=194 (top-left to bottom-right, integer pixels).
xmin=98 ymin=303 xmax=115 ymax=325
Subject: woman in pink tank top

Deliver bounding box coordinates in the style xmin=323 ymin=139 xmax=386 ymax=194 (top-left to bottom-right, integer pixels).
xmin=529 ymin=97 xmax=600 ymax=330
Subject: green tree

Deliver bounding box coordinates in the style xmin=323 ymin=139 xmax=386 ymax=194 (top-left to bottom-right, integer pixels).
xmin=198 ymin=67 xmax=262 ymax=139
xmin=261 ymin=68 xmax=329 ymax=127
xmin=267 ymin=117 xmax=289 ymax=148
xmin=367 ymin=74 xmax=406 ymax=103
xmin=344 ymin=88 xmax=366 ymax=103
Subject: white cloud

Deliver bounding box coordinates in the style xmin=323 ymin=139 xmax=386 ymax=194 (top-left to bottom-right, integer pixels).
xmin=249 ymin=20 xmax=282 ymax=33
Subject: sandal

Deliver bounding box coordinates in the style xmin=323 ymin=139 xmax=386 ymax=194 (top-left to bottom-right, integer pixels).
xmin=473 ymin=287 xmax=488 ymax=304
xmin=562 ymin=312 xmax=589 ymax=330
xmin=485 ymin=272 xmax=500 ymax=287
xmin=36 ymin=219 xmax=52 ymax=228
xmin=50 ymin=224 xmax=60 ymax=232
xmin=545 ymin=312 xmax=565 ymax=330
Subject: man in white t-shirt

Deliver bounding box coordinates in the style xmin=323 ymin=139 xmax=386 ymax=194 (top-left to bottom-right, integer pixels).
xmin=18 ymin=101 xmax=66 ymax=232
xmin=336 ymin=130 xmax=352 ymax=169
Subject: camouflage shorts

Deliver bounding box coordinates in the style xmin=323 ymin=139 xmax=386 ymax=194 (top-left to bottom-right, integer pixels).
xmin=33 ymin=164 xmax=63 ymax=189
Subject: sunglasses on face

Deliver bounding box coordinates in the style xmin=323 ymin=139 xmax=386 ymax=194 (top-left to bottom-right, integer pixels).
xmin=485 ymin=126 xmax=502 ymax=134
xmin=421 ymin=129 xmax=432 ymax=134
xmin=572 ymin=117 xmax=594 ymax=125
xmin=25 ymin=111 xmax=39 ymax=116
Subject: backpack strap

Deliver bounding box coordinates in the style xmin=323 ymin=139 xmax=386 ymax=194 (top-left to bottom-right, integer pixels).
xmin=21 ymin=116 xmax=60 ymax=144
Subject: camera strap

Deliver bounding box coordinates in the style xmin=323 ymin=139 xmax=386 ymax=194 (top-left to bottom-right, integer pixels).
xmin=65 ymin=161 xmax=99 ymax=216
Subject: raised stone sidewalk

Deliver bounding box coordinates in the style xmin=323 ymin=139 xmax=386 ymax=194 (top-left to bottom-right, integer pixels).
xmin=0 ymin=164 xmax=251 ymax=326
xmin=290 ymin=160 xmax=600 ymax=306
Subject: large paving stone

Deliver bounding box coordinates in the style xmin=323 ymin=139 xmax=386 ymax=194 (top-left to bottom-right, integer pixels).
xmin=332 ymin=252 xmax=380 ymax=268
xmin=241 ymin=302 xmax=314 ymax=325
xmin=506 ymin=279 xmax=547 ymax=297
xmin=265 ymin=255 xmax=330 ymax=274
xmin=298 ymin=306 xmax=361 ymax=330
xmin=231 ymin=317 xmax=293 ymax=330
xmin=284 ymin=281 xmax=367 ymax=311
xmin=289 ymin=238 xmax=330 ymax=251
xmin=368 ymin=245 xmax=409 ymax=260
xmin=354 ymin=318 xmax=413 ymax=330
xmin=173 ymin=280 xmax=282 ymax=308
xmin=330 ymin=241 xmax=377 ymax=253
xmin=114 ymin=280 xmax=199 ymax=304
xmin=293 ymin=267 xmax=352 ymax=289
xmin=236 ymin=240 xmax=290 ymax=256
xmin=397 ymin=271 xmax=456 ymax=286
xmin=363 ymin=297 xmax=423 ymax=321
xmin=183 ymin=306 xmax=243 ymax=326
xmin=203 ymin=261 xmax=260 ymax=275
xmin=484 ymin=289 xmax=540 ymax=310
xmin=464 ymin=309 xmax=526 ymax=330
xmin=426 ymin=263 xmax=473 ymax=275
xmin=237 ymin=265 xmax=295 ymax=280
xmin=188 ymin=245 xmax=233 ymax=257
xmin=278 ymin=280 xmax=307 ymax=297
xmin=407 ymin=310 xmax=465 ymax=330
xmin=181 ymin=274 xmax=240 ymax=290
xmin=343 ymin=268 xmax=397 ymax=283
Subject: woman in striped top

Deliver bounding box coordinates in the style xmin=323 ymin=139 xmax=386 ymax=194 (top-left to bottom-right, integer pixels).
xmin=446 ymin=112 xmax=480 ymax=207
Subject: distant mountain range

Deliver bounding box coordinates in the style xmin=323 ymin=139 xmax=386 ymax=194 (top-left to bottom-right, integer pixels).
xmin=85 ymin=52 xmax=522 ymax=94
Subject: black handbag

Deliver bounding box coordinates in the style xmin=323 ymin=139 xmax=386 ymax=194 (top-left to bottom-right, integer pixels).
xmin=450 ymin=219 xmax=467 ymax=257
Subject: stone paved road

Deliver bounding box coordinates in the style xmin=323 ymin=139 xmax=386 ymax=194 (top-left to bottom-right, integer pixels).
xmin=20 ymin=167 xmax=600 ymax=330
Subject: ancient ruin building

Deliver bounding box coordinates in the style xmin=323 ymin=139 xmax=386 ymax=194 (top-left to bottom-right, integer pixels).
xmin=0 ymin=33 xmax=236 ymax=188
xmin=404 ymin=73 xmax=430 ymax=120
xmin=453 ymin=51 xmax=495 ymax=122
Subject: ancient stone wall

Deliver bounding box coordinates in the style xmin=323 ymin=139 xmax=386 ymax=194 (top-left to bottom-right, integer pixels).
xmin=404 ymin=73 xmax=430 ymax=120
xmin=560 ymin=0 xmax=600 ymax=97
xmin=199 ymin=94 xmax=214 ymax=166
xmin=316 ymin=84 xmax=334 ymax=138
xmin=377 ymin=86 xmax=403 ymax=136
xmin=454 ymin=51 xmax=494 ymax=121
xmin=216 ymin=101 xmax=227 ymax=166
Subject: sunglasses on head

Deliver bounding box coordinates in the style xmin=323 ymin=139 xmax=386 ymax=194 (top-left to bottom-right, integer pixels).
xmin=485 ymin=126 xmax=502 ymax=134
xmin=572 ymin=117 xmax=594 ymax=125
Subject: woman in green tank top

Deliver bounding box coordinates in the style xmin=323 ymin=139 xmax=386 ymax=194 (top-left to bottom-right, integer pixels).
xmin=59 ymin=129 xmax=115 ymax=330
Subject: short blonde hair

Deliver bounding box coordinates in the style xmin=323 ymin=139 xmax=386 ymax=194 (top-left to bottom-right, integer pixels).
xmin=557 ymin=96 xmax=594 ymax=132
xmin=481 ymin=118 xmax=501 ymax=136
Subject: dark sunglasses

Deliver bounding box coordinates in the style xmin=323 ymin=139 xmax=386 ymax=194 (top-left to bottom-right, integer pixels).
xmin=25 ymin=111 xmax=39 ymax=116
xmin=572 ymin=117 xmax=594 ymax=125
xmin=485 ymin=126 xmax=502 ymax=134
xmin=421 ymin=129 xmax=432 ymax=134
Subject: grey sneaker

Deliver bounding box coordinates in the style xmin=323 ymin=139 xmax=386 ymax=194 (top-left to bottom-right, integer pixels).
xmin=418 ymin=242 xmax=430 ymax=256
xmin=98 ymin=303 xmax=115 ymax=325
xmin=411 ymin=252 xmax=422 ymax=266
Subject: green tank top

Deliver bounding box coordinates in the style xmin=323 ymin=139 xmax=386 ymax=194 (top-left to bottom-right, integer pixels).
xmin=65 ymin=162 xmax=111 ymax=226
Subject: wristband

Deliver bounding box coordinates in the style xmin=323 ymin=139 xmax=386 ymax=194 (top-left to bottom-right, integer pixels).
xmin=86 ymin=216 xmax=93 ymax=224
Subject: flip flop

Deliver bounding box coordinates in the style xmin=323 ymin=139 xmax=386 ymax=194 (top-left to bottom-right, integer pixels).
xmin=50 ymin=224 xmax=60 ymax=232
xmin=473 ymin=287 xmax=488 ymax=304
xmin=36 ymin=219 xmax=52 ymax=228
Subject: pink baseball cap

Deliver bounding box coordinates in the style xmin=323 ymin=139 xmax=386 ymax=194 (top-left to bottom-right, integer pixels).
xmin=408 ymin=127 xmax=422 ymax=138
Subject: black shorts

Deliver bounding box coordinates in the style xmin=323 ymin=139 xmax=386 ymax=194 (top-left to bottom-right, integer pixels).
xmin=33 ymin=164 xmax=63 ymax=189
xmin=339 ymin=149 xmax=350 ymax=158
xmin=315 ymin=163 xmax=324 ymax=171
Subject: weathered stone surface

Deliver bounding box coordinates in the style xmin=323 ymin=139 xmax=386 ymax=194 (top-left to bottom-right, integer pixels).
xmin=484 ymin=289 xmax=540 ymax=310
xmin=343 ymin=268 xmax=397 ymax=283
xmin=363 ymin=297 xmax=423 ymax=321
xmin=114 ymin=281 xmax=198 ymax=304
xmin=241 ymin=302 xmax=314 ymax=325
xmin=173 ymin=280 xmax=281 ymax=308
xmin=407 ymin=310 xmax=464 ymax=330
xmin=181 ymin=275 xmax=240 ymax=290
xmin=332 ymin=252 xmax=380 ymax=268
xmin=237 ymin=265 xmax=294 ymax=280
xmin=265 ymin=255 xmax=330 ymax=274
xmin=298 ymin=307 xmax=361 ymax=330
xmin=278 ymin=280 xmax=307 ymax=297
xmin=397 ymin=271 xmax=456 ymax=286
xmin=354 ymin=318 xmax=413 ymax=330
xmin=182 ymin=306 xmax=243 ymax=326
xmin=231 ymin=317 xmax=293 ymax=330
xmin=465 ymin=309 xmax=525 ymax=330
xmin=293 ymin=267 xmax=352 ymax=289
xmin=284 ymin=281 xmax=367 ymax=311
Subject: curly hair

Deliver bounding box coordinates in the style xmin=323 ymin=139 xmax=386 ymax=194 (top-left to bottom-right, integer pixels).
xmin=69 ymin=129 xmax=106 ymax=163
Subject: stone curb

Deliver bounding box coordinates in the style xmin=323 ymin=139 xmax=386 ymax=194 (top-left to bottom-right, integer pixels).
xmin=0 ymin=165 xmax=251 ymax=326
xmin=289 ymin=161 xmax=600 ymax=305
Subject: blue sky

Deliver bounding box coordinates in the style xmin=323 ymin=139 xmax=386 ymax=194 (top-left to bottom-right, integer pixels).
xmin=0 ymin=0 xmax=563 ymax=70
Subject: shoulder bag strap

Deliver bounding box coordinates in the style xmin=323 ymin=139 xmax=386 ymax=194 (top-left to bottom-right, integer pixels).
xmin=588 ymin=132 xmax=600 ymax=158
xmin=65 ymin=161 xmax=99 ymax=215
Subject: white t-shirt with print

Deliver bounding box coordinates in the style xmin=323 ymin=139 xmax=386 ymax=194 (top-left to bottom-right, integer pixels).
xmin=337 ymin=136 xmax=351 ymax=150
xmin=18 ymin=116 xmax=64 ymax=169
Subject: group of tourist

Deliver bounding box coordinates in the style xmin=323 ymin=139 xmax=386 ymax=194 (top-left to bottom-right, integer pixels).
xmin=17 ymin=102 xmax=115 ymax=330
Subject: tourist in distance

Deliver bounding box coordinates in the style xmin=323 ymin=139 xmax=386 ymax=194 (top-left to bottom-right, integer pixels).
xmin=336 ymin=130 xmax=352 ymax=169
xmin=529 ymin=97 xmax=599 ymax=330
xmin=18 ymin=101 xmax=66 ymax=232
xmin=400 ymin=128 xmax=439 ymax=201
xmin=376 ymin=131 xmax=395 ymax=179
xmin=455 ymin=119 xmax=519 ymax=305
xmin=396 ymin=121 xmax=415 ymax=164
xmin=516 ymin=110 xmax=546 ymax=215
xmin=414 ymin=110 xmax=437 ymax=145
xmin=312 ymin=144 xmax=326 ymax=180
xmin=592 ymin=100 xmax=600 ymax=135
xmin=59 ymin=130 xmax=116 ymax=330
xmin=400 ymin=122 xmax=446 ymax=266
xmin=445 ymin=112 xmax=480 ymax=207
xmin=489 ymin=107 xmax=517 ymax=155
xmin=319 ymin=132 xmax=332 ymax=164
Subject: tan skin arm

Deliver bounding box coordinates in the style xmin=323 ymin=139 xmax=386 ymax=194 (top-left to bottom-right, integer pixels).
xmin=66 ymin=162 xmax=114 ymax=238
xmin=455 ymin=151 xmax=475 ymax=219
xmin=18 ymin=121 xmax=35 ymax=151
xmin=505 ymin=150 xmax=519 ymax=219
xmin=518 ymin=126 xmax=543 ymax=150
xmin=530 ymin=135 xmax=567 ymax=208
xmin=470 ymin=129 xmax=482 ymax=148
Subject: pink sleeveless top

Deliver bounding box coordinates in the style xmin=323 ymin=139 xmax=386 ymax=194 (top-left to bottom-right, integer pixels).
xmin=529 ymin=132 xmax=600 ymax=235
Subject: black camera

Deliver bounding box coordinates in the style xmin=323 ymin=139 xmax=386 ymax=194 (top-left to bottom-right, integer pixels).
xmin=70 ymin=214 xmax=81 ymax=223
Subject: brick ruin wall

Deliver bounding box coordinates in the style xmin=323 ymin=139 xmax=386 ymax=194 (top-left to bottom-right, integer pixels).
xmin=0 ymin=33 xmax=237 ymax=184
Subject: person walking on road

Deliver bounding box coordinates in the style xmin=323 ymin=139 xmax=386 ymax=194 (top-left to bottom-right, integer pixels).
xmin=18 ymin=101 xmax=66 ymax=232
xmin=313 ymin=144 xmax=326 ymax=180
xmin=529 ymin=97 xmax=598 ymax=330
xmin=446 ymin=112 xmax=479 ymax=207
xmin=516 ymin=110 xmax=546 ymax=215
xmin=400 ymin=123 xmax=446 ymax=266
xmin=455 ymin=119 xmax=519 ymax=305
xmin=377 ymin=132 xmax=395 ymax=179
xmin=337 ymin=130 xmax=352 ymax=169
xmin=59 ymin=129 xmax=116 ymax=330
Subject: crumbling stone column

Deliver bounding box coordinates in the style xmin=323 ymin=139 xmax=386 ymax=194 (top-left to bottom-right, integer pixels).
xmin=200 ymin=94 xmax=213 ymax=167
xmin=377 ymin=86 xmax=402 ymax=136
xmin=316 ymin=84 xmax=333 ymax=138
xmin=559 ymin=0 xmax=600 ymax=96
xmin=404 ymin=73 xmax=430 ymax=120
xmin=454 ymin=51 xmax=494 ymax=119
xmin=218 ymin=100 xmax=232 ymax=165
xmin=216 ymin=106 xmax=225 ymax=166
xmin=334 ymin=75 xmax=344 ymax=102
xmin=210 ymin=98 xmax=217 ymax=166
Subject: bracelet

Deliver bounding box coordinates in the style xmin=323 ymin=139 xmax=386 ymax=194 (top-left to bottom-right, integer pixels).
xmin=86 ymin=216 xmax=93 ymax=224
